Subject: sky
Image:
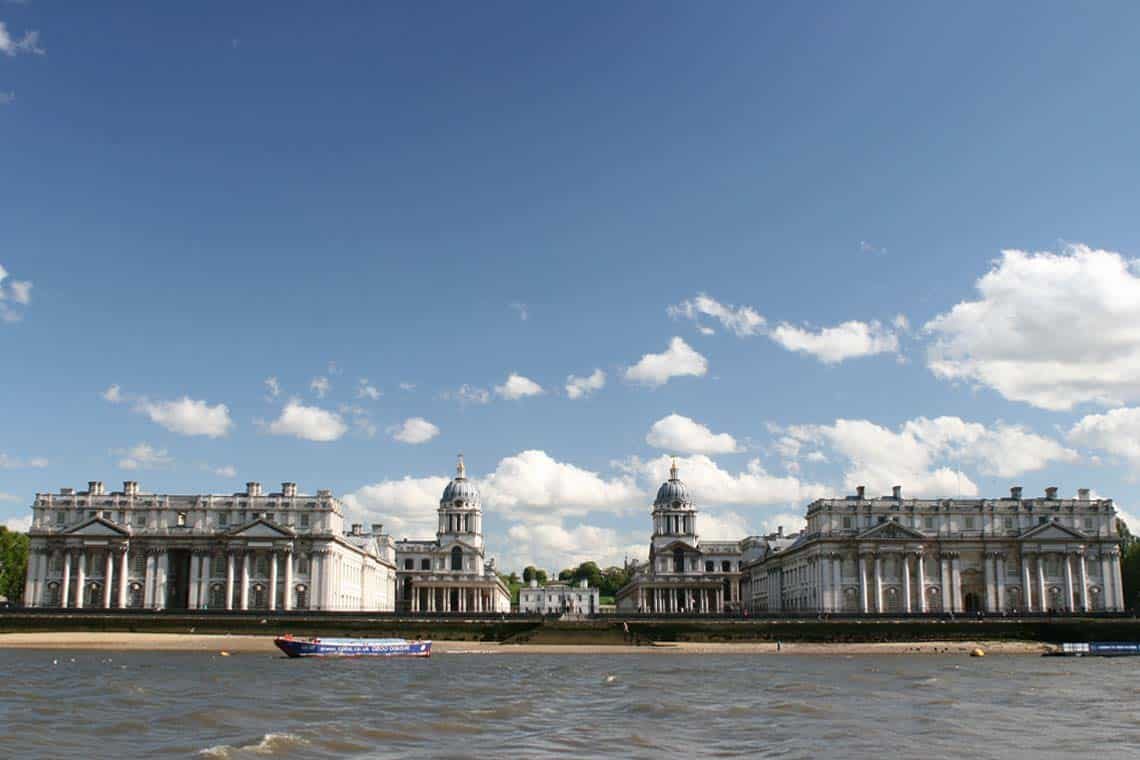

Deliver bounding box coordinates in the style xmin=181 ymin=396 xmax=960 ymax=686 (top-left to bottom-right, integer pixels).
xmin=4 ymin=2 xmax=1140 ymax=573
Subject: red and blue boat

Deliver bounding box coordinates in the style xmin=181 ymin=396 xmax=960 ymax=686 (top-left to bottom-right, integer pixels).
xmin=274 ymin=635 xmax=431 ymax=658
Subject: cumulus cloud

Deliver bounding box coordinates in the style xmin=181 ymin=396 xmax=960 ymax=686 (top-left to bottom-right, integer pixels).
xmin=0 ymin=452 xmax=48 ymax=469
xmin=343 ymin=476 xmax=451 ymax=538
xmin=267 ymin=399 xmax=347 ymax=442
xmin=310 ymin=376 xmax=330 ymax=398
xmin=389 ymin=417 xmax=440 ymax=445
xmin=501 ymin=521 xmax=643 ymax=571
xmin=0 ymin=263 xmax=33 ymax=322
xmin=668 ymin=293 xmax=766 ymax=337
xmin=264 ymin=376 xmax=281 ymax=399
xmin=925 ymin=244 xmax=1140 ymax=410
xmin=356 ymin=379 xmax=381 ymax=401
xmin=624 ymin=337 xmax=708 ymax=387
xmin=4 ymin=514 xmax=32 ymax=532
xmin=495 ymin=373 xmax=543 ymax=400
xmin=1068 ymin=407 xmax=1140 ymax=464
xmin=442 ymin=384 xmax=490 ymax=404
xmin=213 ymin=465 xmax=237 ymax=478
xmin=399 ymin=382 xmax=416 ymax=392
xmin=0 ymin=21 xmax=43 ymax=57
xmin=103 ymin=384 xmax=123 ymax=403
xmin=139 ymin=396 xmax=233 ymax=438
xmin=483 ymin=450 xmax=643 ymax=521
xmin=645 ymin=414 xmax=741 ymax=455
xmin=624 ymin=454 xmax=828 ymax=507
xmin=782 ymin=416 xmax=1077 ymax=498
xmin=770 ymin=319 xmax=903 ymax=364
xmin=565 ymin=369 xmax=605 ymax=400
xmin=114 ymin=442 xmax=172 ymax=471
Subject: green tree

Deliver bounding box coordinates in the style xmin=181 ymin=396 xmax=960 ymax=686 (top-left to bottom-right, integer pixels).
xmin=0 ymin=526 xmax=29 ymax=603
xmin=534 ymin=569 xmax=548 ymax=585
xmin=1119 ymin=518 xmax=1140 ymax=611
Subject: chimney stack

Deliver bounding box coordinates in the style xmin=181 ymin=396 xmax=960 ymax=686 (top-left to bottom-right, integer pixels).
xmin=246 ymin=482 xmax=261 ymax=497
xmin=1045 ymin=486 xmax=1059 ymax=500
xmin=351 ymin=523 xmax=362 ymax=535
xmin=281 ymin=482 xmax=297 ymax=497
xmin=371 ymin=523 xmax=384 ymax=535
xmin=1078 ymin=488 xmax=1090 ymax=501
xmin=123 ymin=481 xmax=139 ymax=496
xmin=855 ymin=485 xmax=866 ymax=500
xmin=892 ymin=485 xmax=902 ymax=500
xmin=1010 ymin=486 xmax=1023 ymax=500
xmin=88 ymin=481 xmax=104 ymax=495
xmin=777 ymin=525 xmax=784 ymax=537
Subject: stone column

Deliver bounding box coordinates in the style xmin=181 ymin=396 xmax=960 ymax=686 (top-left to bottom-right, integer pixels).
xmin=984 ymin=554 xmax=995 ymax=612
xmin=118 ymin=546 xmax=129 ymax=608
xmin=858 ymin=554 xmax=869 ymax=613
xmin=939 ymin=556 xmax=950 ymax=613
xmin=902 ymin=554 xmax=912 ymax=614
xmin=283 ymin=549 xmax=294 ymax=611
xmin=1112 ymin=552 xmax=1125 ymax=610
xmin=832 ymin=558 xmax=842 ymax=613
xmin=200 ymin=554 xmax=212 ymax=610
xmin=996 ymin=555 xmax=1006 ymax=613
xmin=916 ymin=553 xmax=927 ymax=613
xmin=103 ymin=550 xmax=114 ymax=608
xmin=873 ymin=554 xmax=884 ymax=613
xmin=188 ymin=552 xmax=200 ymax=609
xmin=951 ymin=555 xmax=963 ymax=613
xmin=61 ymin=550 xmax=72 ymax=609
xmin=1037 ymin=555 xmax=1047 ymax=612
xmin=143 ymin=551 xmax=155 ymax=608
xmin=819 ymin=555 xmax=830 ymax=612
xmin=225 ymin=552 xmax=236 ymax=610
xmin=24 ymin=549 xmax=39 ymax=607
xmin=1022 ymin=554 xmax=1034 ymax=612
xmin=155 ymin=552 xmax=168 ymax=610
xmin=268 ymin=551 xmax=279 ymax=611
xmin=240 ymin=551 xmax=251 ymax=611
xmin=1077 ymin=552 xmax=1089 ymax=612
xmin=1100 ymin=552 xmax=1114 ymax=611
xmin=75 ymin=550 xmax=87 ymax=608
xmin=1063 ymin=553 xmax=1075 ymax=612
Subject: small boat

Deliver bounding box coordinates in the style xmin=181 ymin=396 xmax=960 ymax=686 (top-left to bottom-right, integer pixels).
xmin=1043 ymin=642 xmax=1140 ymax=657
xmin=274 ymin=635 xmax=431 ymax=658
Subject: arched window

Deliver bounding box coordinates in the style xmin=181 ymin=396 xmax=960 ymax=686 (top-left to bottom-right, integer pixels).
xmin=295 ymin=585 xmax=309 ymax=610
xmin=673 ymin=549 xmax=685 ymax=573
xmin=451 ymin=547 xmax=463 ymax=572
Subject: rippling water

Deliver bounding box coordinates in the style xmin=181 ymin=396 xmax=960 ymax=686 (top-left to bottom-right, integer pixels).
xmin=2 ymin=649 xmax=1138 ymax=758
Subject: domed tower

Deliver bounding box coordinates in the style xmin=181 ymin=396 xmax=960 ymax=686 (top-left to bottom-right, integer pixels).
xmin=651 ymin=457 xmax=698 ymax=551
xmin=438 ymin=455 xmax=484 ymax=550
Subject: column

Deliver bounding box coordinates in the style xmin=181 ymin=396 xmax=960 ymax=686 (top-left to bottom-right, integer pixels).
xmin=117 ymin=546 xmax=129 ymax=609
xmin=819 ymin=555 xmax=830 ymax=612
xmin=74 ymin=550 xmax=87 ymax=608
xmin=939 ymin=556 xmax=950 ymax=612
xmin=996 ymin=555 xmax=1006 ymax=613
xmin=188 ymin=553 xmax=200 ymax=609
xmin=873 ymin=555 xmax=883 ymax=613
xmin=225 ymin=551 xmax=236 ymax=610
xmin=984 ymin=554 xmax=995 ymax=612
xmin=950 ymin=555 xmax=962 ymax=613
xmin=832 ymin=558 xmax=842 ymax=613
xmin=155 ymin=552 xmax=168 ymax=610
xmin=1077 ymin=552 xmax=1089 ymax=612
xmin=1022 ymin=554 xmax=1034 ymax=612
xmin=902 ymin=554 xmax=912 ymax=614
xmin=916 ymin=553 xmax=927 ymax=613
xmin=61 ymin=550 xmax=72 ymax=609
xmin=240 ymin=551 xmax=251 ymax=610
xmin=1037 ymin=555 xmax=1047 ymax=612
xmin=1112 ymin=552 xmax=1125 ymax=610
xmin=858 ymin=555 xmax=869 ymax=613
xmin=1101 ymin=552 xmax=1114 ymax=612
xmin=1063 ymin=553 xmax=1075 ymax=612
xmin=283 ymin=550 xmax=294 ymax=611
xmin=143 ymin=551 xmax=155 ymax=608
xmin=268 ymin=551 xmax=279 ymax=611
xmin=199 ymin=554 xmax=211 ymax=610
xmin=103 ymin=550 xmax=115 ymax=608
xmin=24 ymin=549 xmax=40 ymax=607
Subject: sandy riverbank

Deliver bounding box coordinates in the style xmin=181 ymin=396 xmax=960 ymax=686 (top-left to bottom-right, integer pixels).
xmin=0 ymin=632 xmax=1051 ymax=655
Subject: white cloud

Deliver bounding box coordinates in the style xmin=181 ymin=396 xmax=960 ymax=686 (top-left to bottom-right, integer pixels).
xmin=668 ymin=293 xmax=766 ymax=337
xmin=510 ymin=302 xmax=529 ymax=321
xmin=442 ymin=384 xmax=490 ymax=404
xmin=565 ymin=369 xmax=605 ymax=400
xmin=310 ymin=376 xmax=330 ymax=398
xmin=502 ymin=521 xmax=642 ymax=572
xmin=357 ymin=379 xmax=381 ymax=401
xmin=0 ymin=452 xmax=48 ymax=469
xmin=0 ymin=91 xmax=13 ymax=106
xmin=399 ymin=382 xmax=416 ymax=391
xmin=645 ymin=413 xmax=741 ymax=454
xmin=624 ymin=454 xmax=828 ymax=506
xmin=103 ymin=384 xmax=123 ymax=403
xmin=495 ymin=373 xmax=543 ymax=400
xmin=115 ymin=442 xmax=172 ymax=471
xmin=342 ymin=476 xmax=452 ymax=538
xmin=0 ymin=263 xmax=32 ymax=322
xmin=327 ymin=361 xmax=341 ymax=376
xmin=770 ymin=319 xmax=901 ymax=364
xmin=860 ymin=240 xmax=887 ymax=256
xmin=213 ymin=465 xmax=237 ymax=478
xmin=264 ymin=376 xmax=281 ymax=399
xmin=1068 ymin=407 xmax=1140 ymax=464
xmin=483 ymin=450 xmax=643 ymax=521
xmin=4 ymin=514 xmax=32 ymax=532
xmin=340 ymin=405 xmax=377 ymax=438
xmin=0 ymin=21 xmax=43 ymax=57
xmin=139 ymin=396 xmax=233 ymax=438
xmin=783 ymin=416 xmax=1077 ymax=498
xmin=925 ymin=244 xmax=1140 ymax=410
xmin=390 ymin=417 xmax=440 ymax=445
xmin=624 ymin=337 xmax=708 ymax=387
xmin=267 ymin=399 xmax=346 ymax=442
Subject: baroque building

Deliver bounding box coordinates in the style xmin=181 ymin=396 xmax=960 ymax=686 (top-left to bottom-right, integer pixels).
xmin=394 ymin=457 xmax=511 ymax=613
xmin=740 ymin=485 xmax=1126 ymax=614
xmin=518 ymin=578 xmax=600 ymax=617
xmin=22 ymin=480 xmax=397 ymax=611
xmin=615 ymin=460 xmax=743 ymax=613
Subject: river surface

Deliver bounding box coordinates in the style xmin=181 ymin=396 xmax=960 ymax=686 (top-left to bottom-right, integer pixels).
xmin=1 ymin=649 xmax=1137 ymax=758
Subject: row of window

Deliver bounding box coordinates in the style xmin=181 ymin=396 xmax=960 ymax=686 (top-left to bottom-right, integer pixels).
xmin=52 ymin=510 xmax=311 ymax=529
xmin=837 ymin=515 xmax=1098 ymax=531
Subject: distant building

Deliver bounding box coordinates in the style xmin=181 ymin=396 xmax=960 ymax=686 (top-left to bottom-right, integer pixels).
xmin=740 ymin=485 xmax=1126 ymax=614
xmin=615 ymin=460 xmax=743 ymax=613
xmin=518 ymin=578 xmax=599 ymax=616
xmin=394 ymin=457 xmax=511 ymax=614
xmin=22 ymin=480 xmax=397 ymax=611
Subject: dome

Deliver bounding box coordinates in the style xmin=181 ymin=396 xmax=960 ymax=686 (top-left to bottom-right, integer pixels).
xmin=441 ymin=455 xmax=481 ymax=507
xmin=654 ymin=458 xmax=693 ymax=508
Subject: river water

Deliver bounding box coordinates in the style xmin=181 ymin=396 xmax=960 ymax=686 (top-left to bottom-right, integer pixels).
xmin=1 ymin=649 xmax=1137 ymax=758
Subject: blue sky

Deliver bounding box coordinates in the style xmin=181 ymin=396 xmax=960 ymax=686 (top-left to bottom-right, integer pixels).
xmin=4 ymin=2 xmax=1140 ymax=571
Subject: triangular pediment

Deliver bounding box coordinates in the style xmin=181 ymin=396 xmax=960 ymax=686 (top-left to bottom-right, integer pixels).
xmin=64 ymin=516 xmax=129 ymax=537
xmin=228 ymin=518 xmax=295 ymax=538
xmin=438 ymin=538 xmax=478 ymax=553
xmin=656 ymin=539 xmax=700 ymax=553
xmin=857 ymin=520 xmax=926 ymax=540
xmin=1019 ymin=521 xmax=1087 ymax=541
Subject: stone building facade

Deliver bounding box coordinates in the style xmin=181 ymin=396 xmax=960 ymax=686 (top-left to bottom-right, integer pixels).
xmin=394 ymin=457 xmax=511 ymax=613
xmin=741 ymin=485 xmax=1126 ymax=614
xmin=518 ymin=578 xmax=600 ymax=616
xmin=615 ymin=460 xmax=743 ymax=614
xmin=22 ymin=480 xmax=397 ymax=611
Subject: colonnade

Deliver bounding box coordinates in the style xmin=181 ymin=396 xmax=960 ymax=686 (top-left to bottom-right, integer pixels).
xmin=636 ymin=585 xmax=725 ymax=613
xmin=410 ymin=584 xmax=498 ymax=613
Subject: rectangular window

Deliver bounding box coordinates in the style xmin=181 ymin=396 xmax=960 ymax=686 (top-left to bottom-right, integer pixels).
xmin=55 ymin=511 xmax=65 ymax=526
xmin=88 ymin=510 xmax=97 ymax=518
xmin=842 ymin=517 xmax=853 ymax=529
xmin=135 ymin=514 xmax=146 ymax=528
xmin=1083 ymin=518 xmax=1093 ymax=530
xmin=965 ymin=517 xmax=976 ymax=530
xmin=923 ymin=517 xmax=934 ymax=530
xmin=102 ymin=511 xmax=112 ymax=520
xmin=404 ymin=559 xmax=414 ymax=570
xmin=1003 ymin=517 xmax=1014 ymax=531
xmin=218 ymin=512 xmax=228 ymax=527
xmin=705 ymin=561 xmax=714 ymax=572
xmin=300 ymin=514 xmax=310 ymax=529
xmin=297 ymin=557 xmax=309 ymax=574
xmin=421 ymin=559 xmax=431 ymax=570
xmin=176 ymin=512 xmax=187 ymax=527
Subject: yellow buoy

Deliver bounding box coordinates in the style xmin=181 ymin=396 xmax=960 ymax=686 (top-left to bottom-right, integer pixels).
xmin=219 ymin=651 xmax=231 ymax=657
xmin=970 ymin=648 xmax=985 ymax=657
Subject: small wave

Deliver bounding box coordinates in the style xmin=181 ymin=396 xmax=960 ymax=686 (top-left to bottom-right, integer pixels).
xmin=198 ymin=732 xmax=310 ymax=757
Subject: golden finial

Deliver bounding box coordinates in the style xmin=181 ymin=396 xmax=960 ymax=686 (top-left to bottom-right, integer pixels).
xmin=457 ymin=453 xmax=466 ymax=479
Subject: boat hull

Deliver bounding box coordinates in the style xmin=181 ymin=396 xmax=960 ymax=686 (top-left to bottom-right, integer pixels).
xmin=274 ymin=637 xmax=431 ymax=658
xmin=1044 ymin=642 xmax=1140 ymax=657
